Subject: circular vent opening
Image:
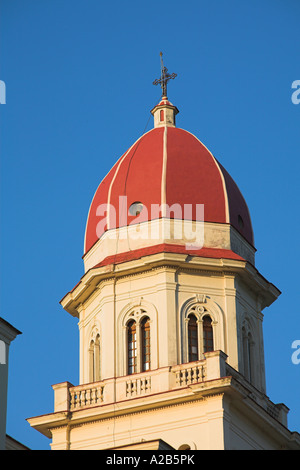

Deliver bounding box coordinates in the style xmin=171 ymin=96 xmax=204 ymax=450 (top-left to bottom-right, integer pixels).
xmin=129 ymin=202 xmax=144 ymax=216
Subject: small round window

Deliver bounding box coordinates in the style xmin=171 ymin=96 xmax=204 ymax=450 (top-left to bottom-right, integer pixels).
xmin=178 ymin=444 xmax=191 ymax=450
xmin=129 ymin=201 xmax=144 ymax=216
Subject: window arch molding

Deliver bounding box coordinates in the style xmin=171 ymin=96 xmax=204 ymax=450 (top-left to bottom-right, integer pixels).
xmin=117 ymin=299 xmax=158 ymax=376
xmin=180 ymin=295 xmax=225 ymax=363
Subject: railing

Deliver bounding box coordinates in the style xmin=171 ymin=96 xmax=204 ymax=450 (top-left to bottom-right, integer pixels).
xmin=173 ymin=362 xmax=206 ymax=387
xmin=52 ymin=351 xmax=288 ymax=428
xmin=69 ymin=382 xmax=104 ymax=410
xmin=65 ymin=360 xmax=207 ymax=412
xmin=126 ymin=376 xmax=151 ymax=397
xmin=53 ymin=353 xmax=223 ymax=414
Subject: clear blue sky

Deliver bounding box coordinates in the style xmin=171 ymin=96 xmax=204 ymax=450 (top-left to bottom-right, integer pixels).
xmin=1 ymin=0 xmax=299 ymax=450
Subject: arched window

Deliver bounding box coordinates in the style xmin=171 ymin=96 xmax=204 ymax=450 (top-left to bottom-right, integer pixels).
xmin=141 ymin=317 xmax=151 ymax=371
xmin=89 ymin=340 xmax=95 ymax=382
xmin=181 ymin=297 xmax=224 ymax=365
xmin=188 ymin=314 xmax=198 ymax=362
xmin=94 ymin=334 xmax=100 ymax=381
xmin=89 ymin=334 xmax=100 ymax=382
xmin=203 ymin=315 xmax=213 ymax=353
xmin=242 ymin=326 xmax=254 ymax=383
xmin=127 ymin=320 xmax=137 ymax=375
xmin=120 ymin=302 xmax=157 ymax=376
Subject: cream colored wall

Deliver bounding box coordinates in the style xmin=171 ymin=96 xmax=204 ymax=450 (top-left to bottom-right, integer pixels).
xmin=52 ymin=394 xmax=226 ymax=450
xmin=152 ymin=105 xmax=177 ymax=128
xmin=235 ymin=277 xmax=266 ymax=392
xmin=83 ymin=220 xmax=255 ymax=273
xmin=30 ymin=251 xmax=295 ymax=450
xmin=49 ymin=391 xmax=288 ymax=450
xmin=78 ymin=263 xmax=265 ymax=392
xmin=223 ymin=396 xmax=285 ymax=450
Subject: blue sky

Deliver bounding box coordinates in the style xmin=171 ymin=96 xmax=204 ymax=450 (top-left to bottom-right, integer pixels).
xmin=1 ymin=0 xmax=299 ymax=450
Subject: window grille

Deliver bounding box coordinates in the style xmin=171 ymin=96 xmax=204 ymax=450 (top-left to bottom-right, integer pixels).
xmin=127 ymin=320 xmax=137 ymax=375
xmin=203 ymin=315 xmax=213 ymax=353
xmin=141 ymin=317 xmax=151 ymax=371
xmin=188 ymin=314 xmax=198 ymax=362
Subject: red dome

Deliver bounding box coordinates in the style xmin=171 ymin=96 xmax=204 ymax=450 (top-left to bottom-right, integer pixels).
xmin=84 ymin=126 xmax=254 ymax=255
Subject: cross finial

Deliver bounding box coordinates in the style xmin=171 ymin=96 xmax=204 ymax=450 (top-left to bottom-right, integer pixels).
xmin=153 ymin=52 xmax=177 ymax=98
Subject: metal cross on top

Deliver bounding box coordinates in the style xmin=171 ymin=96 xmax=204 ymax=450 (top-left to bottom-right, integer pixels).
xmin=153 ymin=52 xmax=177 ymax=98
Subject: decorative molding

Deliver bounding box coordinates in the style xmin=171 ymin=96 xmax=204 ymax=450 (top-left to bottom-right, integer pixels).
xmin=195 ymin=294 xmax=207 ymax=304
xmin=69 ymin=396 xmax=209 ymax=429
xmin=84 ymin=263 xmax=232 ymax=289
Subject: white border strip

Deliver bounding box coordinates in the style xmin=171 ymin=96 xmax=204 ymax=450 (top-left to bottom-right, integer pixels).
xmin=161 ymin=126 xmax=168 ymax=217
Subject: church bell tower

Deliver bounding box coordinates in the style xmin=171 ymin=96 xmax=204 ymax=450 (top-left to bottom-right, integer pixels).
xmin=27 ymin=55 xmax=300 ymax=450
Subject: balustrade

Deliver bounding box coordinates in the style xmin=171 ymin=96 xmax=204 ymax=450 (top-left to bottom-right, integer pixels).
xmin=126 ymin=376 xmax=151 ymax=397
xmin=55 ymin=356 xmax=221 ymax=412
xmin=69 ymin=382 xmax=104 ymax=410
xmin=174 ymin=362 xmax=206 ymax=387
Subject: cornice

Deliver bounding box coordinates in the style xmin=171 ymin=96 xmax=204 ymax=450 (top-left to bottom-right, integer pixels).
xmin=61 ymin=251 xmax=279 ymax=318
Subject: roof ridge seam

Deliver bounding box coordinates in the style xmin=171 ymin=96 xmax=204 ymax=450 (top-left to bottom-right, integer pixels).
xmin=161 ymin=126 xmax=168 ymax=215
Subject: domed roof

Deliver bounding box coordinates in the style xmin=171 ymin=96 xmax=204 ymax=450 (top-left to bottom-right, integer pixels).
xmin=84 ymin=100 xmax=254 ymax=256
